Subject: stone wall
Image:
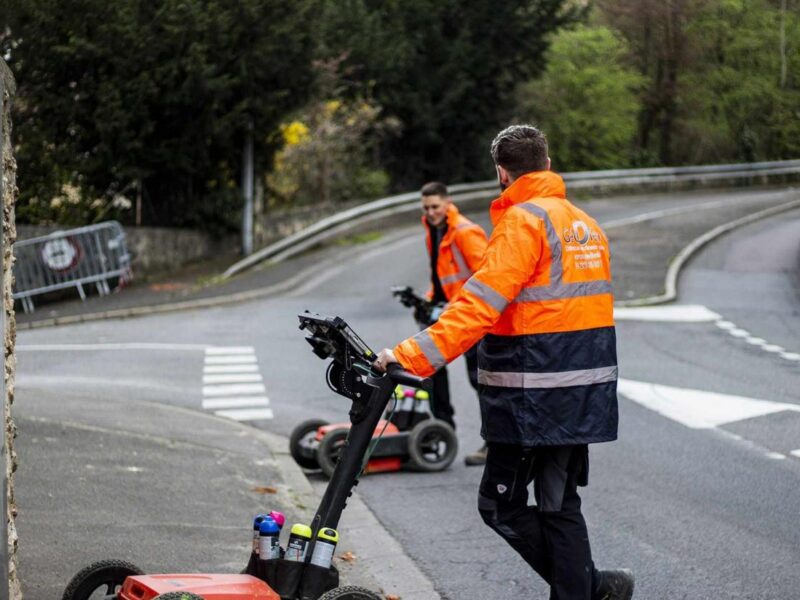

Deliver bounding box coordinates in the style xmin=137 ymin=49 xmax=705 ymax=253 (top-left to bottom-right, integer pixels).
xmin=2 ymin=59 xmax=21 ymax=600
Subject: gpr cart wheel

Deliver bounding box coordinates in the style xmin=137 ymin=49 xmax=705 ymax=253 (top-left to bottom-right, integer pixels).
xmin=407 ymin=419 xmax=458 ymax=472
xmin=317 ymin=585 xmax=383 ymax=600
xmin=317 ymin=427 xmax=350 ymax=478
xmin=290 ymin=418 xmax=329 ymax=469
xmin=61 ymin=559 xmax=143 ymax=600
xmin=153 ymin=593 xmax=206 ymax=600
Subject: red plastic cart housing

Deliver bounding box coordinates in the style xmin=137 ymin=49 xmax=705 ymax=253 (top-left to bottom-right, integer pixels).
xmin=118 ymin=573 xmax=280 ymax=600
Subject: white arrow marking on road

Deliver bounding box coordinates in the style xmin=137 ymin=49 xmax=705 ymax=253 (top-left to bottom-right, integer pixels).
xmin=614 ymin=305 xmax=721 ymax=322
xmin=618 ymin=378 xmax=800 ymax=429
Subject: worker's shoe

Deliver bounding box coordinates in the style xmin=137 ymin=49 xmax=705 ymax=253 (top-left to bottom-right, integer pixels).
xmin=594 ymin=569 xmax=635 ymax=600
xmin=464 ymin=444 xmax=487 ymax=466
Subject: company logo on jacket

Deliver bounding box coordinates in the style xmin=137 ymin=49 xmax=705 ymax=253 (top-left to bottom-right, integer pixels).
xmin=562 ymin=220 xmax=601 ymax=245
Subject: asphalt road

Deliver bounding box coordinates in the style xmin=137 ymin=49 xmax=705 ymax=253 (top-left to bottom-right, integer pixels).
xmin=15 ymin=188 xmax=800 ymax=599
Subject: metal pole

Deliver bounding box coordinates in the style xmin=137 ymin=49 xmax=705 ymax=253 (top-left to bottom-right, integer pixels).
xmin=241 ymin=121 xmax=254 ymax=256
xmin=1 ymin=71 xmax=10 ymax=600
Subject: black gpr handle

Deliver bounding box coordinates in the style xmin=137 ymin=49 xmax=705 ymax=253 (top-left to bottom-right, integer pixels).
xmin=387 ymin=362 xmax=432 ymax=391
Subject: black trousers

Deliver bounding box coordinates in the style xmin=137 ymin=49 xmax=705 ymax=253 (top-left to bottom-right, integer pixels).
xmin=478 ymin=443 xmax=599 ymax=600
xmin=430 ymin=344 xmax=479 ymax=429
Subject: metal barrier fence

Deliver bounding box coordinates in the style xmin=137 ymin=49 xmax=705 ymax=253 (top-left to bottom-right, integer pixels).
xmin=12 ymin=220 xmax=133 ymax=313
xmin=224 ymin=158 xmax=800 ymax=278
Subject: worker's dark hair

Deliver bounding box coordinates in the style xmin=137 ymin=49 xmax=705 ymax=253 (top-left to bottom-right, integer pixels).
xmin=420 ymin=181 xmax=449 ymax=197
xmin=490 ymin=125 xmax=549 ymax=179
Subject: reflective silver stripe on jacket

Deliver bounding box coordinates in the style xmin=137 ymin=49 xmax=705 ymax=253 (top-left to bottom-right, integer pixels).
xmin=516 ymin=280 xmax=613 ymax=302
xmin=412 ymin=329 xmax=447 ymax=370
xmin=463 ymin=278 xmax=508 ymax=313
xmin=439 ymin=243 xmax=472 ymax=286
xmin=513 ymin=203 xmax=611 ymax=303
xmin=477 ymin=365 xmax=618 ymax=388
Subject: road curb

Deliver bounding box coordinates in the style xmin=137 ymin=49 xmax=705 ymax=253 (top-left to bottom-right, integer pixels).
xmin=615 ymin=196 xmax=800 ymax=307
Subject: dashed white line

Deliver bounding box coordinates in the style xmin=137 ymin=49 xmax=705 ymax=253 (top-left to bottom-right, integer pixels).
xmin=765 ymin=452 xmax=787 ymax=460
xmin=762 ymin=344 xmax=785 ymax=353
xmin=781 ymin=353 xmax=800 ymax=361
xmin=790 ymin=449 xmax=800 ymax=458
xmin=202 ymin=373 xmax=263 ymax=384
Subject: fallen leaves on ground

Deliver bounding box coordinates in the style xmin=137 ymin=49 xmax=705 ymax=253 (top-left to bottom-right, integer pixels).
xmin=251 ymin=485 xmax=278 ymax=494
xmin=337 ymin=551 xmax=357 ymax=562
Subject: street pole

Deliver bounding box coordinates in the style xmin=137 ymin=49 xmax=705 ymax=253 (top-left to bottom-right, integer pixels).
xmin=241 ymin=121 xmax=254 ymax=256
xmin=1 ymin=72 xmax=9 ymax=600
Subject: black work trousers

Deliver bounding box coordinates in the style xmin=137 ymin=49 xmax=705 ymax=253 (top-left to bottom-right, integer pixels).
xmin=430 ymin=344 xmax=479 ymax=429
xmin=478 ymin=443 xmax=599 ymax=600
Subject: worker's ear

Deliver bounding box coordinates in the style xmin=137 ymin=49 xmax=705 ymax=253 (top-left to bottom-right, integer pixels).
xmin=496 ymin=165 xmax=512 ymax=191
xmin=546 ymin=157 xmax=551 ymax=171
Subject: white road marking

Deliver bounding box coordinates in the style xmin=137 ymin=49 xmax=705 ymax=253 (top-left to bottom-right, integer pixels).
xmin=203 ymin=364 xmax=260 ymax=373
xmin=781 ymin=352 xmax=800 ymax=361
xmin=204 ymin=355 xmax=258 ymax=364
xmin=716 ymin=321 xmax=736 ymax=330
xmin=214 ymin=407 xmax=274 ymax=421
xmin=202 ymin=373 xmax=263 ymax=384
xmin=745 ymin=337 xmax=766 ymax=346
xmin=614 ymin=304 xmax=721 ymax=322
xmin=618 ymin=378 xmax=800 ymax=429
xmin=766 ymin=452 xmax=787 ymax=460
xmin=205 ymin=346 xmax=255 ymax=355
xmin=790 ymin=450 xmax=800 ymax=458
xmin=762 ymin=344 xmax=785 ymax=353
xmin=202 ymin=396 xmax=270 ymax=410
xmin=18 ymin=343 xmax=208 ymax=351
xmin=202 ymin=383 xmax=266 ymax=396
xmin=729 ymin=328 xmax=750 ymax=337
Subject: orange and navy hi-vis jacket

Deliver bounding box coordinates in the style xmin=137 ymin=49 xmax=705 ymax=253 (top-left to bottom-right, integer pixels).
xmin=424 ymin=204 xmax=488 ymax=301
xmin=395 ymin=171 xmax=618 ymax=446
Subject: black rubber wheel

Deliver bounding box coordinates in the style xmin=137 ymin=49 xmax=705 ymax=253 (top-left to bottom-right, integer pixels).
xmin=316 ymin=427 xmax=350 ymax=478
xmin=61 ymin=559 xmax=143 ymax=600
xmin=154 ymin=593 xmax=206 ymax=600
xmin=290 ymin=418 xmax=329 ymax=469
xmin=317 ymin=585 xmax=383 ymax=600
xmin=407 ymin=419 xmax=458 ymax=472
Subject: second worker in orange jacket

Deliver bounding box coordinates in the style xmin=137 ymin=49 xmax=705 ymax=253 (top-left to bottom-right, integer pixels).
xmin=418 ymin=181 xmax=487 ymax=452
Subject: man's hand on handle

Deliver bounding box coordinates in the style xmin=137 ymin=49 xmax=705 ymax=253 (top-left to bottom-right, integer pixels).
xmin=374 ymin=348 xmax=399 ymax=373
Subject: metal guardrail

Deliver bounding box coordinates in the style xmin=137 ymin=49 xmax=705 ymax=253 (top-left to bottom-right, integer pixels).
xmin=223 ymin=159 xmax=800 ymax=279
xmin=12 ymin=220 xmax=133 ymax=313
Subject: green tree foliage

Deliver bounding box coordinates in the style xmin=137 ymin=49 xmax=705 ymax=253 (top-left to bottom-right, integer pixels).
xmin=267 ymin=58 xmax=400 ymax=207
xmin=316 ymin=0 xmax=581 ymax=188
xmin=514 ymin=25 xmax=645 ymax=171
xmin=2 ymin=0 xmax=316 ymax=230
xmin=592 ymin=0 xmax=800 ymax=167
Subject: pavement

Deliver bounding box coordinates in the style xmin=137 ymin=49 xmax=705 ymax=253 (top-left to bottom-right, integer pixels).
xmin=11 ymin=185 xmax=800 ymax=599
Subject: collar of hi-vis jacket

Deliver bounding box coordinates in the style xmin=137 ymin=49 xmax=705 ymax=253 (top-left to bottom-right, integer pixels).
xmin=422 ymin=203 xmax=462 ymax=249
xmin=490 ymin=171 xmax=567 ymax=226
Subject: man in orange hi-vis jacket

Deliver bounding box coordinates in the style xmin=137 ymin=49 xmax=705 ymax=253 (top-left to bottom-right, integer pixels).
xmin=376 ymin=125 xmax=634 ymax=600
xmin=418 ymin=181 xmax=488 ymax=463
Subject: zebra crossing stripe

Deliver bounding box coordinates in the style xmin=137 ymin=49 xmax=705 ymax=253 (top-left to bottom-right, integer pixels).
xmin=203 ymin=364 xmax=259 ymax=373
xmin=202 ymin=396 xmax=270 ymax=410
xmin=202 ymin=373 xmax=263 ymax=384
xmin=214 ymin=407 xmax=274 ymax=421
xmin=205 ymin=347 xmax=255 ymax=355
xmin=205 ymin=355 xmax=258 ymax=364
xmin=202 ymin=383 xmax=266 ymax=396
